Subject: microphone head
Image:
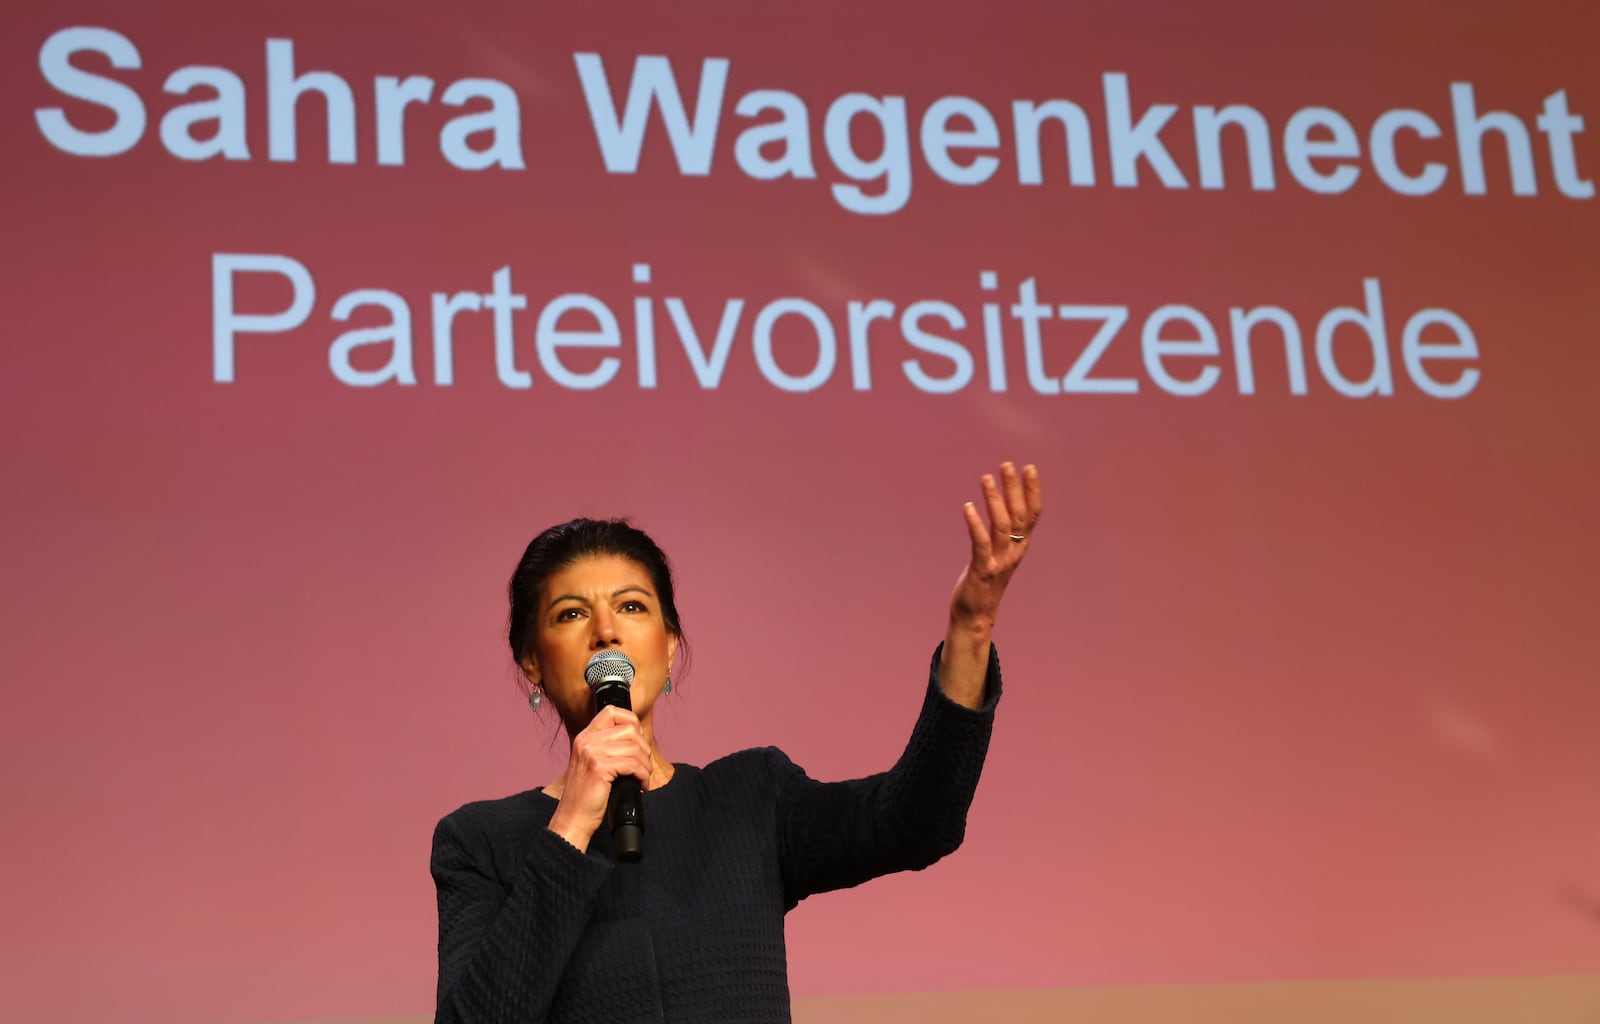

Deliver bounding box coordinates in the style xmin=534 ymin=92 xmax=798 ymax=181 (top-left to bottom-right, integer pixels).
xmin=585 ymin=649 xmax=635 ymax=690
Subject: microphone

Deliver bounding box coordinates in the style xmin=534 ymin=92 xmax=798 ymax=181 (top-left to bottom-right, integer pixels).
xmin=584 ymin=649 xmax=643 ymax=862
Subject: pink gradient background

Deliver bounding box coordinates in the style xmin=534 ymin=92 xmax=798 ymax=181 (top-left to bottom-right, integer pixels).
xmin=2 ymin=3 xmax=1597 ymax=1022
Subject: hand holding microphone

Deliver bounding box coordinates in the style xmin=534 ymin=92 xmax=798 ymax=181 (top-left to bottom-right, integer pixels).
xmin=546 ymin=650 xmax=650 ymax=860
xmin=585 ymin=650 xmax=644 ymax=862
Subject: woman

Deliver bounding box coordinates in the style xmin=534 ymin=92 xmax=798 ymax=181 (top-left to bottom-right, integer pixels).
xmin=432 ymin=462 xmax=1042 ymax=1023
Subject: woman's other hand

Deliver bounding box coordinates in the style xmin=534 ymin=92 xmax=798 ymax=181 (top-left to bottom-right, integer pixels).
xmin=939 ymin=461 xmax=1042 ymax=706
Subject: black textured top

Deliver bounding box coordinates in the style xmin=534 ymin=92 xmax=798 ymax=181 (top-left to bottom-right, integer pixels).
xmin=431 ymin=644 xmax=1001 ymax=1023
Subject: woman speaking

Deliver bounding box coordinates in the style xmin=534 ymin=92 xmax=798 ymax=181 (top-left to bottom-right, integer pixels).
xmin=431 ymin=462 xmax=1042 ymax=1023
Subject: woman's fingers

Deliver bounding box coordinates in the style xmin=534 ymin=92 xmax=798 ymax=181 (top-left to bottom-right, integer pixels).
xmin=972 ymin=462 xmax=1041 ymax=564
xmin=982 ymin=472 xmax=1013 ymax=544
xmin=1001 ymin=462 xmax=1029 ymax=535
xmin=590 ymin=704 xmax=638 ymax=728
xmin=573 ymin=709 xmax=653 ymax=785
xmin=952 ymin=461 xmax=1041 ymax=628
xmin=962 ymin=499 xmax=992 ymax=563
xmin=550 ymin=706 xmax=655 ymax=849
xmin=1022 ymin=463 xmax=1043 ymax=526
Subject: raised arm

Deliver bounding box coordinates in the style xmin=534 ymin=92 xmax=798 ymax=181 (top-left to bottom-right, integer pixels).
xmin=939 ymin=461 xmax=1042 ymax=707
xmin=777 ymin=461 xmax=1041 ymax=905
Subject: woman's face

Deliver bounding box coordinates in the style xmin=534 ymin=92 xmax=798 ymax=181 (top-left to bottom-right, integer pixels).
xmin=521 ymin=553 xmax=678 ymax=735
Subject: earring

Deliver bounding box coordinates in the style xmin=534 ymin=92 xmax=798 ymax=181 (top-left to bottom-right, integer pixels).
xmin=664 ymin=675 xmax=672 ymax=695
xmin=528 ymin=687 xmax=542 ymax=711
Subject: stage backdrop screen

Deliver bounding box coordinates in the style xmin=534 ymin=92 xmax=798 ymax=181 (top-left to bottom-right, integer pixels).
xmin=3 ymin=3 xmax=1598 ymax=1022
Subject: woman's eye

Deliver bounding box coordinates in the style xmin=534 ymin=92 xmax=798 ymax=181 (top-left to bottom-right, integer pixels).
xmin=556 ymin=607 xmax=581 ymax=621
xmin=622 ymin=600 xmax=646 ymax=613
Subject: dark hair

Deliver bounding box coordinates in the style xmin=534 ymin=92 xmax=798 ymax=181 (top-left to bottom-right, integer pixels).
xmin=507 ymin=517 xmax=687 ymax=694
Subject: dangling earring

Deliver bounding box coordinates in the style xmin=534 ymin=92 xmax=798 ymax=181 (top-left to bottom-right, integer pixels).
xmin=528 ymin=687 xmax=542 ymax=711
xmin=664 ymin=675 xmax=672 ymax=695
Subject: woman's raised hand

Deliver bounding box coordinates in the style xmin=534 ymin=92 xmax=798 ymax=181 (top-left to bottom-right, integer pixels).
xmin=939 ymin=462 xmax=1042 ymax=707
xmin=951 ymin=461 xmax=1042 ymax=629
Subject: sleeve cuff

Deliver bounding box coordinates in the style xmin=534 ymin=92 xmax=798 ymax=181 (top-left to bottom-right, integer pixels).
xmin=927 ymin=640 xmax=1003 ymax=715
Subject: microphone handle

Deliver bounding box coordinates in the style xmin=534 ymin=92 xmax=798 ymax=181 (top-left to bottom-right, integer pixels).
xmin=609 ymin=777 xmax=643 ymax=863
xmin=592 ymin=681 xmax=644 ymax=863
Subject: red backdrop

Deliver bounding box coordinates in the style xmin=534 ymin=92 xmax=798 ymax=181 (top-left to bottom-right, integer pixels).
xmin=2 ymin=3 xmax=1597 ymax=1022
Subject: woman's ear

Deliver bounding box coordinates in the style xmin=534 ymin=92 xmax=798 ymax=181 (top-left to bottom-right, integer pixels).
xmin=667 ymin=633 xmax=679 ymax=671
xmin=519 ymin=654 xmax=541 ymax=688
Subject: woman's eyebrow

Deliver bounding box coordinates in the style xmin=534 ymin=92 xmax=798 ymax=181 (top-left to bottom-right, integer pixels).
xmin=548 ymin=585 xmax=654 ymax=607
xmin=612 ymin=586 xmax=654 ymax=599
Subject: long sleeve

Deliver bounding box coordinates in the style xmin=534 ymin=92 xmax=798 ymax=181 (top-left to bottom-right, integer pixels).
xmin=429 ymin=644 xmax=1002 ymax=1023
xmin=773 ymin=642 xmax=1001 ymax=908
xmin=431 ymin=808 xmax=614 ymax=1024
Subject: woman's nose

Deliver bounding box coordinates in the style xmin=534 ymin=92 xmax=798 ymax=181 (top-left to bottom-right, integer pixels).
xmin=590 ymin=606 xmax=620 ymax=647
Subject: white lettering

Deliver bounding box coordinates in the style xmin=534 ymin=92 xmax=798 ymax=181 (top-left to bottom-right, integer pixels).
xmin=824 ymin=94 xmax=912 ymax=214
xmin=1103 ymin=72 xmax=1186 ymax=188
xmin=733 ymin=90 xmax=816 ymax=180
xmin=35 ymin=27 xmax=146 ymax=156
xmin=1284 ymin=107 xmax=1361 ymax=193
xmin=665 ymin=298 xmax=745 ymax=387
xmin=211 ymin=253 xmax=315 ymax=383
xmin=1142 ymin=305 xmax=1221 ymax=396
xmin=484 ymin=267 xmax=531 ymax=387
xmin=1451 ymin=82 xmax=1536 ymax=196
xmin=847 ymin=300 xmax=894 ymax=390
xmin=1193 ymin=104 xmax=1275 ymax=190
xmin=1059 ymin=305 xmax=1137 ymax=394
xmin=1012 ymin=278 xmax=1057 ymax=393
xmin=1229 ymin=306 xmax=1308 ymax=395
xmin=160 ymin=66 xmax=249 ymax=160
xmin=1402 ymin=308 xmax=1480 ymax=398
xmin=752 ymin=299 xmax=836 ymax=392
xmin=266 ymin=38 xmax=355 ymax=163
xmin=900 ymin=301 xmax=974 ymax=393
xmin=330 ymin=289 xmax=415 ymax=386
xmin=535 ymin=294 xmax=622 ymax=389
xmin=979 ymin=271 xmax=1008 ymax=391
xmin=1537 ymin=90 xmax=1594 ymax=199
xmin=921 ymin=97 xmax=1000 ymax=186
xmin=575 ymin=53 xmax=728 ymax=174
xmin=1012 ymin=99 xmax=1095 ymax=186
xmin=1369 ymin=109 xmax=1446 ymax=195
xmin=430 ymin=290 xmax=480 ymax=386
xmin=1314 ymin=278 xmax=1394 ymax=397
xmin=439 ymin=79 xmax=525 ymax=170
xmin=375 ymin=75 xmax=435 ymax=166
